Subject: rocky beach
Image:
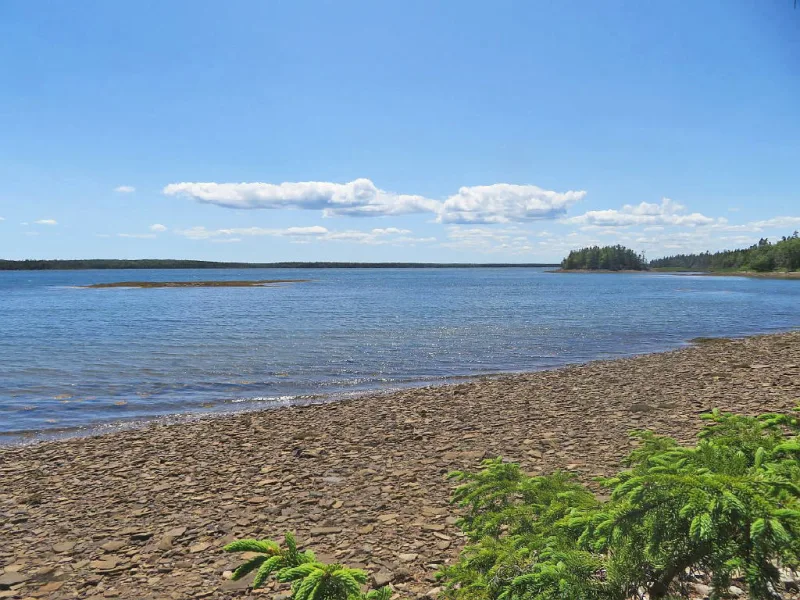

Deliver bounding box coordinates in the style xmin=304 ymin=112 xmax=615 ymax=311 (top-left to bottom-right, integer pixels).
xmin=1 ymin=331 xmax=799 ymax=600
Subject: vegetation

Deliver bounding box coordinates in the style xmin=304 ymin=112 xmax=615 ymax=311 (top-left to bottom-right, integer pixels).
xmin=650 ymin=232 xmax=800 ymax=273
xmin=440 ymin=408 xmax=800 ymax=600
xmin=224 ymin=532 xmax=390 ymax=600
xmin=0 ymin=259 xmax=558 ymax=271
xmin=561 ymin=245 xmax=648 ymax=271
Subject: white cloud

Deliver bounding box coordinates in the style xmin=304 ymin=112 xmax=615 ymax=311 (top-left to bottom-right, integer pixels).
xmin=164 ymin=178 xmax=585 ymax=224
xmin=175 ymin=225 xmax=330 ymax=240
xmin=149 ymin=223 xmax=168 ymax=232
xmin=748 ymin=216 xmax=800 ymax=230
xmin=118 ymin=233 xmax=156 ymax=239
xmin=174 ymin=224 xmax=433 ymax=246
xmin=565 ymin=198 xmax=719 ymax=228
xmin=35 ymin=219 xmax=58 ymax=225
xmin=0 ymin=217 xmax=4 ymax=221
xmin=164 ymin=178 xmax=438 ymax=217
xmin=115 ymin=186 xmax=136 ymax=193
xmin=439 ymin=184 xmax=585 ymax=224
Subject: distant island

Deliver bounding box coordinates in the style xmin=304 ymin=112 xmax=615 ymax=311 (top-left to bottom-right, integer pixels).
xmin=0 ymin=259 xmax=559 ymax=271
xmin=560 ymin=234 xmax=800 ymax=276
xmin=82 ymin=279 xmax=309 ymax=289
xmin=650 ymin=232 xmax=800 ymax=273
xmin=560 ymin=245 xmax=648 ymax=271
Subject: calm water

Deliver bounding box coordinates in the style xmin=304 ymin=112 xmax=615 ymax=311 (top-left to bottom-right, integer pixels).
xmin=1 ymin=268 xmax=798 ymax=442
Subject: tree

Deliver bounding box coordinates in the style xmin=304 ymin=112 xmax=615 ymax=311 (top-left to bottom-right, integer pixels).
xmin=441 ymin=409 xmax=800 ymax=600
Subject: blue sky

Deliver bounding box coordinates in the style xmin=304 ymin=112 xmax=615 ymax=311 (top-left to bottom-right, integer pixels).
xmin=1 ymin=0 xmax=798 ymax=262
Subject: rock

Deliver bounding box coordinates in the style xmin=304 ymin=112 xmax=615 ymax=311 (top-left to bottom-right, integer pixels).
xmin=219 ymin=578 xmax=252 ymax=592
xmin=0 ymin=572 xmax=29 ymax=590
xmin=372 ymin=570 xmax=394 ymax=587
xmin=164 ymin=526 xmax=187 ymax=538
xmin=38 ymin=581 xmax=65 ymax=594
xmin=310 ymin=527 xmax=343 ymax=536
xmin=426 ymin=587 xmax=441 ymax=598
xmin=689 ymin=583 xmax=712 ymax=598
xmin=101 ymin=540 xmax=127 ymax=552
xmin=358 ymin=524 xmax=374 ymax=534
xmin=728 ymin=586 xmax=745 ymax=597
xmin=52 ymin=541 xmax=77 ymax=553
xmin=90 ymin=559 xmax=119 ymax=572
xmin=421 ymin=524 xmax=445 ymax=532
xmin=781 ymin=571 xmax=799 ymax=592
xmin=189 ymin=542 xmax=211 ymax=553
xmin=398 ymin=553 xmax=418 ymax=563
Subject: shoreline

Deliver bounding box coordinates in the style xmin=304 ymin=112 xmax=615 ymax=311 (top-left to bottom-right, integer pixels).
xmin=3 ymin=332 xmax=769 ymax=447
xmin=1 ymin=331 xmax=798 ymax=599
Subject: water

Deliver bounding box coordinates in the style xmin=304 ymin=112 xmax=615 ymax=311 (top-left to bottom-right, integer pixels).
xmin=1 ymin=268 xmax=798 ymax=442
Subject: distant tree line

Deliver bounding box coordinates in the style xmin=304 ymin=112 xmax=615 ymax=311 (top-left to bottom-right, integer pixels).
xmin=561 ymin=245 xmax=648 ymax=271
xmin=650 ymin=232 xmax=800 ymax=272
xmin=0 ymin=259 xmax=559 ymax=271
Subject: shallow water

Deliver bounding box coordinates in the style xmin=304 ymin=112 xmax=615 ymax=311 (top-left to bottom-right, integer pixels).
xmin=1 ymin=268 xmax=798 ymax=442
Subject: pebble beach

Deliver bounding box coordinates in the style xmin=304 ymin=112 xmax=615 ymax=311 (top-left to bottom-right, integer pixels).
xmin=1 ymin=331 xmax=799 ymax=600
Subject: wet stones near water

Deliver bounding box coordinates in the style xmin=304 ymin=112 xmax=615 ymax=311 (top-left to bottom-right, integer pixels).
xmin=1 ymin=331 xmax=799 ymax=599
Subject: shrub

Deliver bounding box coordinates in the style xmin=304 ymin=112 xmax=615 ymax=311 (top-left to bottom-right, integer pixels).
xmin=441 ymin=409 xmax=800 ymax=600
xmin=224 ymin=532 xmax=391 ymax=600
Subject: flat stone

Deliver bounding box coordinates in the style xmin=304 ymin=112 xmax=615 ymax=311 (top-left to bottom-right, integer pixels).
xmin=52 ymin=541 xmax=77 ymax=553
xmin=90 ymin=559 xmax=119 ymax=571
xmin=164 ymin=526 xmax=187 ymax=538
xmin=309 ymin=527 xmax=342 ymax=536
xmin=372 ymin=570 xmax=394 ymax=587
xmin=398 ymin=553 xmax=418 ymax=562
xmin=38 ymin=581 xmax=64 ymax=593
xmin=101 ymin=540 xmax=127 ymax=552
xmin=421 ymin=523 xmax=445 ymax=532
xmin=189 ymin=542 xmax=211 ymax=553
xmin=0 ymin=572 xmax=29 ymax=590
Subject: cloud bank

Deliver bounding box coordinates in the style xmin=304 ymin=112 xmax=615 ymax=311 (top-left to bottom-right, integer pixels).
xmin=565 ymin=198 xmax=720 ymax=228
xmin=175 ymin=225 xmax=435 ymax=246
xmin=164 ymin=179 xmax=586 ymax=225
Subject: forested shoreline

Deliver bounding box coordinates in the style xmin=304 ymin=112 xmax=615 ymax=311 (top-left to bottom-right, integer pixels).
xmin=562 ymin=234 xmax=800 ymax=274
xmin=650 ymin=232 xmax=800 ymax=272
xmin=0 ymin=259 xmax=558 ymax=271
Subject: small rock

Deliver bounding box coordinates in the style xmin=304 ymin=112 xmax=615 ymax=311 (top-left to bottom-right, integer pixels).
xmin=781 ymin=571 xmax=799 ymax=592
xmin=52 ymin=541 xmax=77 ymax=554
xmin=422 ymin=524 xmax=445 ymax=532
xmin=728 ymin=586 xmax=744 ymax=597
xmin=689 ymin=583 xmax=712 ymax=598
xmin=101 ymin=540 xmax=127 ymax=552
xmin=189 ymin=542 xmax=211 ymax=553
xmin=372 ymin=570 xmax=394 ymax=587
xmin=90 ymin=559 xmax=119 ymax=572
xmin=398 ymin=553 xmax=418 ymax=563
xmin=38 ymin=581 xmax=65 ymax=593
xmin=0 ymin=572 xmax=29 ymax=590
xmin=164 ymin=526 xmax=187 ymax=539
xmin=310 ymin=527 xmax=342 ymax=537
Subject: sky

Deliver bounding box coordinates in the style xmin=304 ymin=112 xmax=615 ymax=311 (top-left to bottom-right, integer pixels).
xmin=1 ymin=1 xmax=799 ymax=263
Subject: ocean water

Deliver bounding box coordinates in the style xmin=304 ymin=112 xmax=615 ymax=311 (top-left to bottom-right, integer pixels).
xmin=1 ymin=268 xmax=798 ymax=442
